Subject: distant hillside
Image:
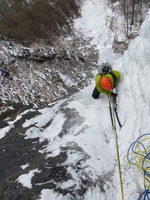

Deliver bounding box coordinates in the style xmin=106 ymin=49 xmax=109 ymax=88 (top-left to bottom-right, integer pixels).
xmin=0 ymin=0 xmax=81 ymax=43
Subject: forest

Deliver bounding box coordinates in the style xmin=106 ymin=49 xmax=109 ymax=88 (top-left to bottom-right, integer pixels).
xmin=110 ymin=0 xmax=149 ymax=34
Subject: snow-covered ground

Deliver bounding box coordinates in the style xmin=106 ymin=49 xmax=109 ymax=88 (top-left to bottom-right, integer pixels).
xmin=74 ymin=0 xmax=123 ymax=64
xmin=1 ymin=0 xmax=150 ymax=199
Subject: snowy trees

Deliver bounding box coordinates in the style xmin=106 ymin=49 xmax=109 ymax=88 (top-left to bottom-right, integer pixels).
xmin=121 ymin=0 xmax=146 ymax=25
xmin=109 ymin=0 xmax=148 ymax=35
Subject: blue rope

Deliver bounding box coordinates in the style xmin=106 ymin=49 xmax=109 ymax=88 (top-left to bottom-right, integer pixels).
xmin=126 ymin=133 xmax=150 ymax=200
xmin=138 ymin=189 xmax=150 ymax=200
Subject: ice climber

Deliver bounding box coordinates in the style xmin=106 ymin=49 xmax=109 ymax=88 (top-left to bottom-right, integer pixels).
xmin=92 ymin=62 xmax=120 ymax=99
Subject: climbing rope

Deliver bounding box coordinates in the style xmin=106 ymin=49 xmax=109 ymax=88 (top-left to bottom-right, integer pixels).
xmin=108 ymin=94 xmax=150 ymax=199
xmin=124 ymin=133 xmax=150 ymax=200
xmin=109 ymin=95 xmax=124 ymax=200
xmin=113 ymin=99 xmax=122 ymax=128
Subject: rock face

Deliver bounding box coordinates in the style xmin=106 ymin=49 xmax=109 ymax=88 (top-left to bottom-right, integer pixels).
xmin=0 ymin=36 xmax=98 ymax=119
xmin=0 ymin=96 xmax=113 ymax=200
xmin=112 ymin=31 xmax=139 ymax=54
xmin=113 ymin=39 xmax=129 ymax=54
xmin=0 ymin=31 xmax=99 ymax=200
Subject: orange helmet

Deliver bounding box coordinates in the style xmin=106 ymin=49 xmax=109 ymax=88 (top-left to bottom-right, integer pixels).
xmin=100 ymin=76 xmax=113 ymax=91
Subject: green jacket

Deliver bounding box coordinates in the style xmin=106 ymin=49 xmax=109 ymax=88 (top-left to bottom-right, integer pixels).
xmin=95 ymin=70 xmax=120 ymax=95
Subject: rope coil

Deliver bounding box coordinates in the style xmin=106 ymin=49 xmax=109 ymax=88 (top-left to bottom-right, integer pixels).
xmin=124 ymin=133 xmax=150 ymax=200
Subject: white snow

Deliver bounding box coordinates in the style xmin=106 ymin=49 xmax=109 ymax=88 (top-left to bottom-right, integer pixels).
xmin=20 ymin=163 xmax=30 ymax=170
xmin=16 ymin=169 xmax=41 ymax=189
xmin=59 ymin=72 xmax=74 ymax=87
xmin=38 ymin=189 xmax=68 ymax=200
xmin=74 ymin=0 xmax=122 ymax=64
xmin=0 ymin=0 xmax=150 ymax=200
xmin=0 ymin=125 xmax=14 ymax=139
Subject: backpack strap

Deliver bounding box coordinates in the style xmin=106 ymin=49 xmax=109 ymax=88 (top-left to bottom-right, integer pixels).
xmin=109 ymin=71 xmax=117 ymax=86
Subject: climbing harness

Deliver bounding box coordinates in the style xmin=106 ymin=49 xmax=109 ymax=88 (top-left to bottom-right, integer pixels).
xmin=108 ymin=95 xmax=124 ymax=200
xmin=124 ymin=133 xmax=150 ymax=200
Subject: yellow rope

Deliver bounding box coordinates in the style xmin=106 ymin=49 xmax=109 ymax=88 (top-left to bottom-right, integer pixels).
xmin=109 ymin=95 xmax=125 ymax=200
xmin=123 ymin=135 xmax=150 ymax=192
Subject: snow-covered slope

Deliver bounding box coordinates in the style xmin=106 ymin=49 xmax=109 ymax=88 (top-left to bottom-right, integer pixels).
xmin=29 ymin=8 xmax=150 ymax=199
xmin=74 ymin=0 xmax=122 ymax=64
xmin=0 ymin=0 xmax=150 ymax=200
